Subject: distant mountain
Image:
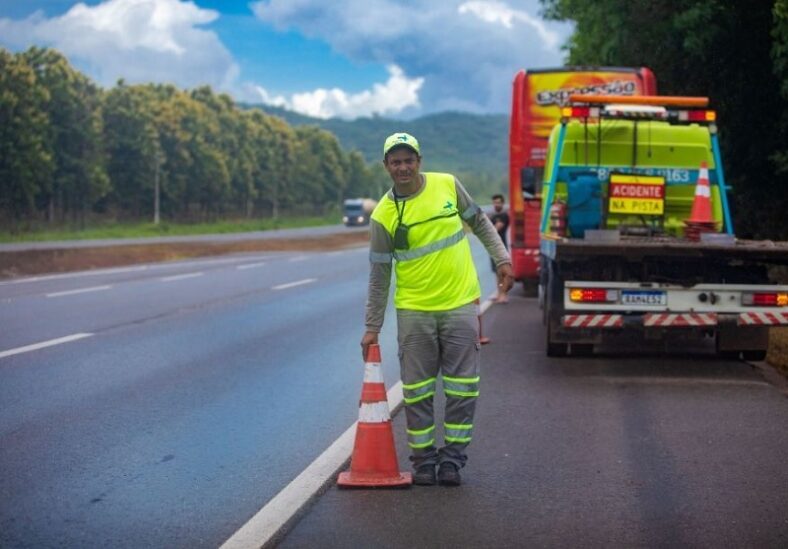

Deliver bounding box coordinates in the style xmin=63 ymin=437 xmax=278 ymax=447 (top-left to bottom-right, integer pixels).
xmin=244 ymin=105 xmax=509 ymax=180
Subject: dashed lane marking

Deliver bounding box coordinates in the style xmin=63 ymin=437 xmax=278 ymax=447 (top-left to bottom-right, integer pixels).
xmin=160 ymin=272 xmax=204 ymax=282
xmin=1 ymin=255 xmax=272 ymax=286
xmin=46 ymin=285 xmax=112 ymax=298
xmin=0 ymin=266 xmax=148 ymax=286
xmin=236 ymin=262 xmax=267 ymax=270
xmin=272 ymin=278 xmax=316 ymax=291
xmin=0 ymin=333 xmax=94 ymax=360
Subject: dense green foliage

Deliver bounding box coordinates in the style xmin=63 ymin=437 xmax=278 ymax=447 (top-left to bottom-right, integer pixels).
xmin=0 ymin=47 xmax=391 ymax=232
xmin=246 ymin=105 xmax=509 ymax=199
xmin=540 ymin=0 xmax=788 ymax=239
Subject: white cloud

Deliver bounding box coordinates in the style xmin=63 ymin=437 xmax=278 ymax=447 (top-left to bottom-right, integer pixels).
xmin=0 ymin=0 xmax=239 ymax=91
xmin=256 ymin=65 xmax=423 ymax=119
xmin=250 ymin=0 xmax=573 ymax=116
xmin=458 ymin=1 xmax=560 ymax=49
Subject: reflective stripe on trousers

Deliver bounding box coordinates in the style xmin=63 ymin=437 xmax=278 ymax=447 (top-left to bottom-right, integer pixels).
xmin=444 ymin=422 xmax=473 ymax=444
xmin=402 ymin=377 xmax=437 ymax=405
xmin=407 ymin=424 xmax=436 ymax=449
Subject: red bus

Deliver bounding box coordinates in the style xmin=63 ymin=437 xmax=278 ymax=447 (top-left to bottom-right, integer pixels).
xmin=508 ymin=67 xmax=657 ymax=291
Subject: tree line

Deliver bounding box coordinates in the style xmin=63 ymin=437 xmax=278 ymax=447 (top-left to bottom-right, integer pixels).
xmin=540 ymin=0 xmax=788 ymax=239
xmin=0 ymin=47 xmax=391 ymax=231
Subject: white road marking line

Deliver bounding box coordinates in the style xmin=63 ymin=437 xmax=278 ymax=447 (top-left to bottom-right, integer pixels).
xmin=236 ymin=262 xmax=267 ymax=270
xmin=46 ymin=285 xmax=112 ymax=298
xmin=272 ymin=278 xmax=316 ymax=291
xmin=0 ymin=266 xmax=148 ymax=285
xmin=288 ymin=256 xmax=308 ymax=262
xmin=0 ymin=255 xmax=273 ymax=287
xmin=0 ymin=333 xmax=94 ymax=359
xmin=220 ymin=382 xmax=403 ymax=549
xmin=160 ymin=272 xmax=204 ymax=282
xmin=480 ymin=292 xmax=497 ymax=314
xmin=171 ymin=255 xmax=270 ymax=268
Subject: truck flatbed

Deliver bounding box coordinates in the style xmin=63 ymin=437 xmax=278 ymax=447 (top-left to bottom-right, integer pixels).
xmin=546 ymin=235 xmax=788 ymax=265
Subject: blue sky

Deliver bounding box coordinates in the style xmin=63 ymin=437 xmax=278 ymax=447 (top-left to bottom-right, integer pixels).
xmin=0 ymin=0 xmax=573 ymax=119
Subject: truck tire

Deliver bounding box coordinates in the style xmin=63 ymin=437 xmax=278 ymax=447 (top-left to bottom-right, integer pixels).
xmin=742 ymin=350 xmax=767 ymax=361
xmin=546 ymin=326 xmax=568 ymax=357
xmin=521 ymin=279 xmax=538 ymax=297
xmin=571 ymin=343 xmax=594 ymax=356
xmin=544 ymin=260 xmax=567 ymax=356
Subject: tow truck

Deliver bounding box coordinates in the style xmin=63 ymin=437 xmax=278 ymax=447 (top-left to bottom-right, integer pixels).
xmin=537 ymin=94 xmax=788 ymax=358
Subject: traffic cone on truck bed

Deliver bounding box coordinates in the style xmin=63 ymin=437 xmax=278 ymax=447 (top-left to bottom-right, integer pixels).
xmin=337 ymin=344 xmax=412 ymax=488
xmin=684 ymin=161 xmax=718 ymax=241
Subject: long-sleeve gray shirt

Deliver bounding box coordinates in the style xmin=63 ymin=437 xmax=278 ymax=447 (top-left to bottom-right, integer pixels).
xmin=365 ymin=175 xmax=511 ymax=333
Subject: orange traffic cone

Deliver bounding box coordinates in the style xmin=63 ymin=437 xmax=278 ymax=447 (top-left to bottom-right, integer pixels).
xmin=337 ymin=344 xmax=412 ymax=487
xmin=684 ymin=161 xmax=718 ymax=241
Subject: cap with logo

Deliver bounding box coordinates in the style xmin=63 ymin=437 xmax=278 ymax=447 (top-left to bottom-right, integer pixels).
xmin=383 ymin=132 xmax=420 ymax=158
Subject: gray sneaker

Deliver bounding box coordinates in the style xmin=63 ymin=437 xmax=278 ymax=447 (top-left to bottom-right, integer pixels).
xmin=413 ymin=465 xmax=436 ymax=486
xmin=437 ymin=462 xmax=461 ymax=486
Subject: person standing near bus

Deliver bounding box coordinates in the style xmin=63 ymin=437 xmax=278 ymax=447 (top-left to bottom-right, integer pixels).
xmin=489 ymin=194 xmax=510 ymax=303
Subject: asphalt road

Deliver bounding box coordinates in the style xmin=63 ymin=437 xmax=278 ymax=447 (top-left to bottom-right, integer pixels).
xmin=0 ymin=236 xmax=497 ymax=548
xmin=3 ymin=230 xmax=787 ymax=548
xmin=282 ymin=295 xmax=788 ymax=548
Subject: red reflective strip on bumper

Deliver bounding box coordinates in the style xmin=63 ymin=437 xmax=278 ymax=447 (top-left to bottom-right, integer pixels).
xmin=563 ymin=315 xmax=623 ymax=328
xmin=643 ymin=313 xmax=718 ymax=327
xmin=738 ymin=312 xmax=788 ymax=325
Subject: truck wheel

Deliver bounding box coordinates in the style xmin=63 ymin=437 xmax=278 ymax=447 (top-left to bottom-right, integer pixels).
xmin=571 ymin=343 xmax=594 ymax=356
xmin=521 ymin=279 xmax=538 ymax=297
xmin=742 ymin=350 xmax=767 ymax=362
xmin=546 ymin=323 xmax=568 ymax=357
xmin=546 ymin=340 xmax=568 ymax=357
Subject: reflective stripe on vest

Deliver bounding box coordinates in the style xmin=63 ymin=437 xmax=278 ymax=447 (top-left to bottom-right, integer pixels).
xmin=393 ymin=228 xmax=466 ymax=262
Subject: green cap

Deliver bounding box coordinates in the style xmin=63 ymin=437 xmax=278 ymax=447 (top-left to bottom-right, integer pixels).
xmin=383 ymin=132 xmax=420 ymax=158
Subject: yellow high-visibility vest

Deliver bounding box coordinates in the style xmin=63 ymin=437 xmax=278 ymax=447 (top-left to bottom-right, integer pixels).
xmin=372 ymin=172 xmax=480 ymax=310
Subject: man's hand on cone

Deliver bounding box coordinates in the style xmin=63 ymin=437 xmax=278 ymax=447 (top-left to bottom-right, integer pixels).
xmin=360 ymin=331 xmax=379 ymax=361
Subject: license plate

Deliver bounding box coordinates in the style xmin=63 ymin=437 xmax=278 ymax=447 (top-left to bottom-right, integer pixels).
xmin=621 ymin=290 xmax=666 ymax=305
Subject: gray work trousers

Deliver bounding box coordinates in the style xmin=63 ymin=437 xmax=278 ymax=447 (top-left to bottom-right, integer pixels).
xmin=396 ymin=302 xmax=480 ymax=470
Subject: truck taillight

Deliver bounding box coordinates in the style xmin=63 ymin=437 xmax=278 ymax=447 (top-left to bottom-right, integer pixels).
xmin=569 ymin=288 xmax=619 ymax=303
xmin=676 ymin=110 xmax=716 ymax=122
xmin=741 ymin=292 xmax=788 ymax=306
xmin=561 ymin=106 xmax=600 ymax=119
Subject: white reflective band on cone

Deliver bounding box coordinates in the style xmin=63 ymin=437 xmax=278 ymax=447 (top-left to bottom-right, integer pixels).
xmin=694 ymin=184 xmax=711 ymax=198
xmin=358 ymin=401 xmax=392 ymax=423
xmin=363 ymin=363 xmax=384 ymax=383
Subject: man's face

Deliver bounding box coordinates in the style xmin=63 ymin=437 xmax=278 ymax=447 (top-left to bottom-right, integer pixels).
xmin=384 ymin=148 xmax=420 ymax=187
xmin=493 ymin=198 xmax=504 ymax=212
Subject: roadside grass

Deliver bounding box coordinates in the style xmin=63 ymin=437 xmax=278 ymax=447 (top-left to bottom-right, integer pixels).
xmin=0 ymin=216 xmax=337 ymax=243
xmin=768 ymin=328 xmax=788 ymax=375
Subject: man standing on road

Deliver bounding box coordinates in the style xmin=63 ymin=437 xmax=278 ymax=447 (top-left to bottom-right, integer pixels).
xmin=360 ymin=132 xmax=513 ymax=486
xmin=489 ymin=194 xmax=510 ymax=303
